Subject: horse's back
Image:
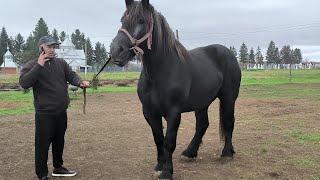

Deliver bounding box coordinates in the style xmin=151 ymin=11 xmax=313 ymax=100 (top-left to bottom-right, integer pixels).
xmin=184 ymin=44 xmax=241 ymax=110
xmin=192 ymin=44 xmax=241 ymax=100
xmin=189 ymin=44 xmax=239 ymax=70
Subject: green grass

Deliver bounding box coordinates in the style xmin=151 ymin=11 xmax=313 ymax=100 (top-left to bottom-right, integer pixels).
xmin=291 ymin=157 xmax=320 ymax=169
xmin=290 ymin=130 xmax=320 ymax=144
xmin=242 ymin=69 xmax=320 ymax=85
xmin=0 ymin=72 xmax=141 ymax=85
xmin=0 ymin=91 xmax=34 ymax=116
xmin=312 ymin=176 xmax=320 ymax=180
xmin=0 ymin=74 xmax=19 ymax=84
xmin=1 ymin=69 xmax=320 ymax=116
xmin=2 ymin=70 xmax=319 ymax=84
xmin=240 ymin=83 xmax=320 ymax=100
xmin=79 ymin=72 xmax=141 ymax=81
xmin=88 ymin=86 xmax=137 ymax=93
xmin=0 ymin=86 xmax=137 ymax=116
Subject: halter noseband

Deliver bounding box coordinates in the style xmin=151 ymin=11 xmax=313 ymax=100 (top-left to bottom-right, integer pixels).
xmin=118 ymin=15 xmax=153 ymax=55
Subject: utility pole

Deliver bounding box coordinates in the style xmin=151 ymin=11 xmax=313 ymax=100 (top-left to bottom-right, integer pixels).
xmin=84 ymin=43 xmax=87 ymax=77
xmin=176 ymin=29 xmax=179 ymax=41
xmin=289 ymin=61 xmax=292 ymax=83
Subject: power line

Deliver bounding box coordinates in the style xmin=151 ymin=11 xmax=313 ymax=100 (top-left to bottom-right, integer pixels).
xmin=180 ymin=22 xmax=320 ymax=35
xmin=180 ymin=24 xmax=320 ymax=41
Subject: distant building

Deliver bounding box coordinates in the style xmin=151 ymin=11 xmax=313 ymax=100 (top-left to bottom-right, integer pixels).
xmin=0 ymin=46 xmax=18 ymax=74
xmin=55 ymin=36 xmax=88 ymax=72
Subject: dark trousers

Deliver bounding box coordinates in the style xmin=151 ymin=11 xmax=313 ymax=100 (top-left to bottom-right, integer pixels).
xmin=35 ymin=110 xmax=67 ymax=178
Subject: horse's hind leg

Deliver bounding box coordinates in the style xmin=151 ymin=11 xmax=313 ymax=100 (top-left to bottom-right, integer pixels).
xmin=182 ymin=107 xmax=209 ymax=158
xmin=219 ymin=97 xmax=236 ymax=157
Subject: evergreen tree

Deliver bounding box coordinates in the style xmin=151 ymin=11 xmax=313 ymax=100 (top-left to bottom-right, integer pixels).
xmin=239 ymin=43 xmax=248 ymax=63
xmin=13 ymin=33 xmax=25 ymax=65
xmin=85 ymin=38 xmax=94 ymax=66
xmin=33 ymin=18 xmax=49 ymax=44
xmin=229 ymin=46 xmax=237 ymax=58
xmin=59 ymin=31 xmax=66 ymax=42
xmin=22 ymin=18 xmax=50 ymax=62
xmin=71 ymin=29 xmax=86 ymax=49
xmin=22 ymin=34 xmax=37 ymax=62
xmin=280 ymin=45 xmax=292 ymax=64
xmin=0 ymin=27 xmax=9 ymax=66
xmin=292 ymin=48 xmax=302 ymax=64
xmin=274 ymin=47 xmax=281 ymax=64
xmin=255 ymin=46 xmax=264 ymax=64
xmin=52 ymin=29 xmax=59 ymax=43
xmin=14 ymin=33 xmax=25 ymax=51
xmin=94 ymin=42 xmax=108 ymax=69
xmin=266 ymin=40 xmax=276 ymax=64
xmin=249 ymin=48 xmax=255 ymax=63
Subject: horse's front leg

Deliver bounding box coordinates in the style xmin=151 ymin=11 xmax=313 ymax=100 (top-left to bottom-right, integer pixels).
xmin=143 ymin=107 xmax=164 ymax=173
xmin=159 ymin=108 xmax=181 ymax=180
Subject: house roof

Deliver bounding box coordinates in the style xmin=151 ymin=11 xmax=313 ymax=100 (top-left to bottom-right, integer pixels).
xmin=56 ymin=36 xmax=86 ymax=67
xmin=1 ymin=49 xmax=16 ymax=68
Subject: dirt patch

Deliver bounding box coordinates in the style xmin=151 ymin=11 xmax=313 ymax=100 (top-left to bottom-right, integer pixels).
xmin=0 ymin=102 xmax=21 ymax=109
xmin=0 ymin=93 xmax=319 ymax=179
xmin=0 ymin=83 xmax=21 ymax=90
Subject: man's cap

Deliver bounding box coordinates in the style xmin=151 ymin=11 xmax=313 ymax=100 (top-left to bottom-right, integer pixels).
xmin=38 ymin=36 xmax=60 ymax=46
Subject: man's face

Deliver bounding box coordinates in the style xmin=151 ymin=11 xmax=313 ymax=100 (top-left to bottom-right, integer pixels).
xmin=41 ymin=44 xmax=56 ymax=58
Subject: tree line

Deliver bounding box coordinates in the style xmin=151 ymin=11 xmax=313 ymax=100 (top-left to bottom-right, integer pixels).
xmin=229 ymin=41 xmax=302 ymax=65
xmin=1 ymin=18 xmax=303 ymax=68
xmin=0 ymin=18 xmax=108 ymax=69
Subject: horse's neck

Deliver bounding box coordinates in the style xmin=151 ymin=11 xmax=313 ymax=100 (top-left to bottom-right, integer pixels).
xmin=142 ymin=53 xmax=179 ymax=81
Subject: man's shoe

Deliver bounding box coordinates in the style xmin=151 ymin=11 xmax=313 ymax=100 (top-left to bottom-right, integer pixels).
xmin=52 ymin=166 xmax=77 ymax=177
xmin=38 ymin=176 xmax=49 ymax=180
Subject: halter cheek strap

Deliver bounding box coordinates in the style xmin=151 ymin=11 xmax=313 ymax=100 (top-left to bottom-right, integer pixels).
xmin=119 ymin=15 xmax=153 ymax=55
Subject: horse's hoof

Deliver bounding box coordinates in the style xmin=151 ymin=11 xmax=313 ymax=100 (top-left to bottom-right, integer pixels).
xmin=154 ymin=170 xmax=162 ymax=176
xmin=158 ymin=171 xmax=173 ymax=180
xmin=180 ymin=154 xmax=196 ymax=162
xmin=154 ymin=163 xmax=163 ymax=172
xmin=181 ymin=150 xmax=197 ymax=159
xmin=219 ymin=156 xmax=233 ymax=164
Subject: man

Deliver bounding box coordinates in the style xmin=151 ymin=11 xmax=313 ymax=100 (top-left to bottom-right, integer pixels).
xmin=19 ymin=35 xmax=90 ymax=180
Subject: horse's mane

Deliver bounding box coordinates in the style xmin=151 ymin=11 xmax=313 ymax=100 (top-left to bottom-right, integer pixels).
xmin=126 ymin=2 xmax=190 ymax=60
xmin=153 ymin=10 xmax=190 ymax=60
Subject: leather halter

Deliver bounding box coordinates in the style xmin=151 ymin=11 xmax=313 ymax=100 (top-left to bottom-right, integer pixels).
xmin=118 ymin=15 xmax=153 ymax=55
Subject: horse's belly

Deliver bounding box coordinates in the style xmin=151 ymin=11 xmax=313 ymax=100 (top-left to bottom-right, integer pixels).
xmin=186 ymin=71 xmax=223 ymax=110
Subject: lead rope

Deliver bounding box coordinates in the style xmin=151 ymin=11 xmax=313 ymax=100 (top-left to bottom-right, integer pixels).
xmin=83 ymin=87 xmax=86 ymax=114
xmin=82 ymin=57 xmax=112 ymax=114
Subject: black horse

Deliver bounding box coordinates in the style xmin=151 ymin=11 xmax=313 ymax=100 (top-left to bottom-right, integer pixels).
xmin=110 ymin=0 xmax=241 ymax=179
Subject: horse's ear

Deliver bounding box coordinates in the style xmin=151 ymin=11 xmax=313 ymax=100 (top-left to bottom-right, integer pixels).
xmin=142 ymin=0 xmax=149 ymax=8
xmin=125 ymin=0 xmax=134 ymax=8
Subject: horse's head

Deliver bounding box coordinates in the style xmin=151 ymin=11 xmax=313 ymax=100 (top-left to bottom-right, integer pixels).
xmin=110 ymin=0 xmax=154 ymax=67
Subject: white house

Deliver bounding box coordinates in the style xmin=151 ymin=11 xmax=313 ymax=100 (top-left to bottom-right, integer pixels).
xmin=0 ymin=46 xmax=18 ymax=74
xmin=55 ymin=36 xmax=87 ymax=72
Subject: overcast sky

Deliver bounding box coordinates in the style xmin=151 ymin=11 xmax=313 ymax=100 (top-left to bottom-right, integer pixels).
xmin=1 ymin=0 xmax=320 ymax=61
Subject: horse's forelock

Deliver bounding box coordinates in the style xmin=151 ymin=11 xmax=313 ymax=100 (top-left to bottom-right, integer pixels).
xmin=125 ymin=2 xmax=153 ymax=22
xmin=124 ymin=2 xmax=189 ymax=60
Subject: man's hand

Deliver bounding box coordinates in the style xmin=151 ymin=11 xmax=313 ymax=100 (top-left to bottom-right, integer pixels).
xmin=37 ymin=51 xmax=51 ymax=66
xmin=80 ymin=81 xmax=90 ymax=88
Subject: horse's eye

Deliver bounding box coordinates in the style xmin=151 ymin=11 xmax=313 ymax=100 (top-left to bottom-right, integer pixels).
xmin=138 ymin=19 xmax=145 ymax=24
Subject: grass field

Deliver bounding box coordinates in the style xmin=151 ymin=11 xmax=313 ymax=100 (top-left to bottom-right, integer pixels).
xmin=241 ymin=69 xmax=320 ymax=84
xmin=0 ymin=71 xmax=141 ymax=83
xmin=0 ymin=69 xmax=320 ymax=116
